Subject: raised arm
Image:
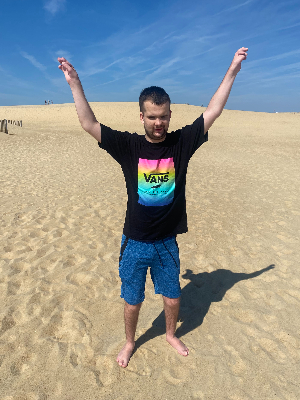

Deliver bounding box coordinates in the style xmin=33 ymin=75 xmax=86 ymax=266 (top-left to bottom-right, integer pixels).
xmin=58 ymin=58 xmax=101 ymax=142
xmin=203 ymin=47 xmax=248 ymax=133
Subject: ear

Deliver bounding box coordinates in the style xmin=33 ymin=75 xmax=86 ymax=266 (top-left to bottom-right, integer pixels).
xmin=169 ymin=109 xmax=172 ymax=119
xmin=140 ymin=112 xmax=145 ymax=124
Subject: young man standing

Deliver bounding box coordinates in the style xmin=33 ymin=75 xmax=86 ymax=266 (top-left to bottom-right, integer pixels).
xmin=58 ymin=47 xmax=248 ymax=368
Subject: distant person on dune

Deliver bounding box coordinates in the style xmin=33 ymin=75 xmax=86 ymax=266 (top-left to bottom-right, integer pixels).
xmin=58 ymin=47 xmax=248 ymax=368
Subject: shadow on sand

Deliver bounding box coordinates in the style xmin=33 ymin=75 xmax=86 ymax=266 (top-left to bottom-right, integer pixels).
xmin=134 ymin=264 xmax=275 ymax=351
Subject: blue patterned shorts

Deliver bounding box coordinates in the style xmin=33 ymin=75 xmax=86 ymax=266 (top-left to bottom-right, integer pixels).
xmin=119 ymin=235 xmax=181 ymax=305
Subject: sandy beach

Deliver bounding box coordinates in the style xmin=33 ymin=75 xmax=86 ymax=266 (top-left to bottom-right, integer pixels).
xmin=0 ymin=102 xmax=299 ymax=399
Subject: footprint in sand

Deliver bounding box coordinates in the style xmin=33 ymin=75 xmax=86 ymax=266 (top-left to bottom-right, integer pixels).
xmin=7 ymin=280 xmax=22 ymax=296
xmin=95 ymin=355 xmax=121 ymax=386
xmin=4 ymin=245 xmax=13 ymax=253
xmin=26 ymin=292 xmax=42 ymax=316
xmin=161 ymin=353 xmax=193 ymax=385
xmin=255 ymin=336 xmax=288 ymax=364
xmin=10 ymin=352 xmax=31 ymax=376
xmin=8 ymin=259 xmax=29 ymax=276
xmin=125 ymin=348 xmax=152 ymax=377
xmin=223 ymin=344 xmax=248 ymax=375
xmin=0 ymin=314 xmax=16 ymax=336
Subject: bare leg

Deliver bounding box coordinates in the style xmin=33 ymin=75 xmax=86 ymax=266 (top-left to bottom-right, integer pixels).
xmin=163 ymin=296 xmax=189 ymax=356
xmin=116 ymin=301 xmax=142 ymax=367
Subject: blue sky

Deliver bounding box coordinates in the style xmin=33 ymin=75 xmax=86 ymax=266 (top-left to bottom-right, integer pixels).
xmin=1 ymin=0 xmax=300 ymax=112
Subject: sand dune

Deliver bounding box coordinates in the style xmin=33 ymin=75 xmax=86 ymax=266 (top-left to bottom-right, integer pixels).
xmin=0 ymin=103 xmax=299 ymax=399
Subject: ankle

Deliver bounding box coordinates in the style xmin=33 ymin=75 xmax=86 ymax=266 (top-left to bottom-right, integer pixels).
xmin=125 ymin=340 xmax=135 ymax=346
xmin=166 ymin=333 xmax=176 ymax=340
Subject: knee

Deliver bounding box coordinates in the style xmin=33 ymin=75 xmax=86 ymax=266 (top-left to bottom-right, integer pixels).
xmin=163 ymin=296 xmax=180 ymax=308
xmin=125 ymin=301 xmax=142 ymax=311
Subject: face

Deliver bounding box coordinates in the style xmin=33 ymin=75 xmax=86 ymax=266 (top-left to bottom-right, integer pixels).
xmin=140 ymin=100 xmax=171 ymax=143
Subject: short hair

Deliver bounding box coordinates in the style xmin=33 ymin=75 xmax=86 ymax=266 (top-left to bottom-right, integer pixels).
xmin=139 ymin=86 xmax=171 ymax=112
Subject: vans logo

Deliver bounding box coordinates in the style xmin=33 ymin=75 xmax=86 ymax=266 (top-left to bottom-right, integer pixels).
xmin=143 ymin=172 xmax=169 ymax=184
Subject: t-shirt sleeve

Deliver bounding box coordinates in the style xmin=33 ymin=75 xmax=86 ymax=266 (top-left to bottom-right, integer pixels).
xmin=180 ymin=113 xmax=208 ymax=159
xmin=98 ymin=123 xmax=132 ymax=164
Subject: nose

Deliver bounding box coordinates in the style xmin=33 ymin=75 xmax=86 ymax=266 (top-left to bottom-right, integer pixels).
xmin=155 ymin=118 xmax=162 ymax=125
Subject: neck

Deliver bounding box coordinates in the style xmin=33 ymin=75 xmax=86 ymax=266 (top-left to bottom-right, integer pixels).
xmin=145 ymin=134 xmax=166 ymax=143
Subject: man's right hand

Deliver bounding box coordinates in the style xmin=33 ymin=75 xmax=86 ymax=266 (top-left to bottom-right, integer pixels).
xmin=57 ymin=57 xmax=101 ymax=142
xmin=58 ymin=58 xmax=80 ymax=86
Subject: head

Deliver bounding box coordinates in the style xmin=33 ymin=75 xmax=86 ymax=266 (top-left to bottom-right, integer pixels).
xmin=139 ymin=86 xmax=171 ymax=143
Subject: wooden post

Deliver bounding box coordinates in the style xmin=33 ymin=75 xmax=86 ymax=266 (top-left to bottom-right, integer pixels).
xmin=0 ymin=119 xmax=8 ymax=133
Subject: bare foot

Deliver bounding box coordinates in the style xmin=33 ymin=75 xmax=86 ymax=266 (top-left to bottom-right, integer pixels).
xmin=116 ymin=341 xmax=135 ymax=368
xmin=166 ymin=336 xmax=189 ymax=356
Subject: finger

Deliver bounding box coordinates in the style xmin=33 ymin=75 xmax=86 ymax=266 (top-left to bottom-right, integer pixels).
xmin=58 ymin=59 xmax=71 ymax=67
xmin=236 ymin=49 xmax=248 ymax=56
xmin=61 ymin=61 xmax=75 ymax=72
xmin=58 ymin=64 xmax=68 ymax=72
xmin=57 ymin=58 xmax=74 ymax=69
xmin=237 ymin=50 xmax=247 ymax=57
xmin=57 ymin=63 xmax=72 ymax=74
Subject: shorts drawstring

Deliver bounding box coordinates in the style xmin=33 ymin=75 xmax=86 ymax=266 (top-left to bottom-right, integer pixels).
xmin=153 ymin=243 xmax=164 ymax=268
xmin=153 ymin=238 xmax=178 ymax=270
xmin=162 ymin=239 xmax=179 ymax=268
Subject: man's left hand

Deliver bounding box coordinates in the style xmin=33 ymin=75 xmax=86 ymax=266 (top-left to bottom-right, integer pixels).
xmin=229 ymin=47 xmax=248 ymax=76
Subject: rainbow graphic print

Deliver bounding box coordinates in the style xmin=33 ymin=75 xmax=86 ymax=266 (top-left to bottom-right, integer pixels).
xmin=138 ymin=158 xmax=175 ymax=206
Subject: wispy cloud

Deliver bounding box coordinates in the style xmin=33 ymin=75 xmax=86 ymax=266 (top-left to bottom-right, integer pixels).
xmin=87 ymin=66 xmax=159 ymax=89
xmin=0 ymin=64 xmax=32 ymax=89
xmin=195 ymin=33 xmax=228 ymax=43
xmin=53 ymin=50 xmax=73 ymax=63
xmin=234 ymin=60 xmax=300 ymax=92
xmin=279 ymin=21 xmax=300 ymax=31
xmin=44 ymin=0 xmax=66 ymax=16
xmin=145 ymin=58 xmax=181 ymax=78
xmin=214 ymin=0 xmax=254 ymax=16
xmin=20 ymin=51 xmax=64 ymax=88
xmin=242 ymin=49 xmax=300 ymax=71
xmin=259 ymin=49 xmax=300 ymax=63
xmin=131 ymin=58 xmax=181 ymax=92
xmin=20 ymin=51 xmax=47 ymax=71
xmin=80 ymin=57 xmax=128 ymax=77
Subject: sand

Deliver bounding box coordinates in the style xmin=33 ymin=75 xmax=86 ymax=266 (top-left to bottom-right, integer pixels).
xmin=0 ymin=102 xmax=299 ymax=400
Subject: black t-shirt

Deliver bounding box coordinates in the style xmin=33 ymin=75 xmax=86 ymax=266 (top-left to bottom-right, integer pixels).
xmin=98 ymin=114 xmax=208 ymax=241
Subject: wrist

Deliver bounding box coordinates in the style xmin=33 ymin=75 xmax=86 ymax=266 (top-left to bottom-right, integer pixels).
xmin=69 ymin=78 xmax=82 ymax=90
xmin=227 ymin=63 xmax=240 ymax=78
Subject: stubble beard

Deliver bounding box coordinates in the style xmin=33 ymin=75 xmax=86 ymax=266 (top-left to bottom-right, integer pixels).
xmin=144 ymin=126 xmax=167 ymax=142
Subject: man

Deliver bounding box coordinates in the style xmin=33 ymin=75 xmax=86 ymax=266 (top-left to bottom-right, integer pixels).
xmin=58 ymin=47 xmax=248 ymax=368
